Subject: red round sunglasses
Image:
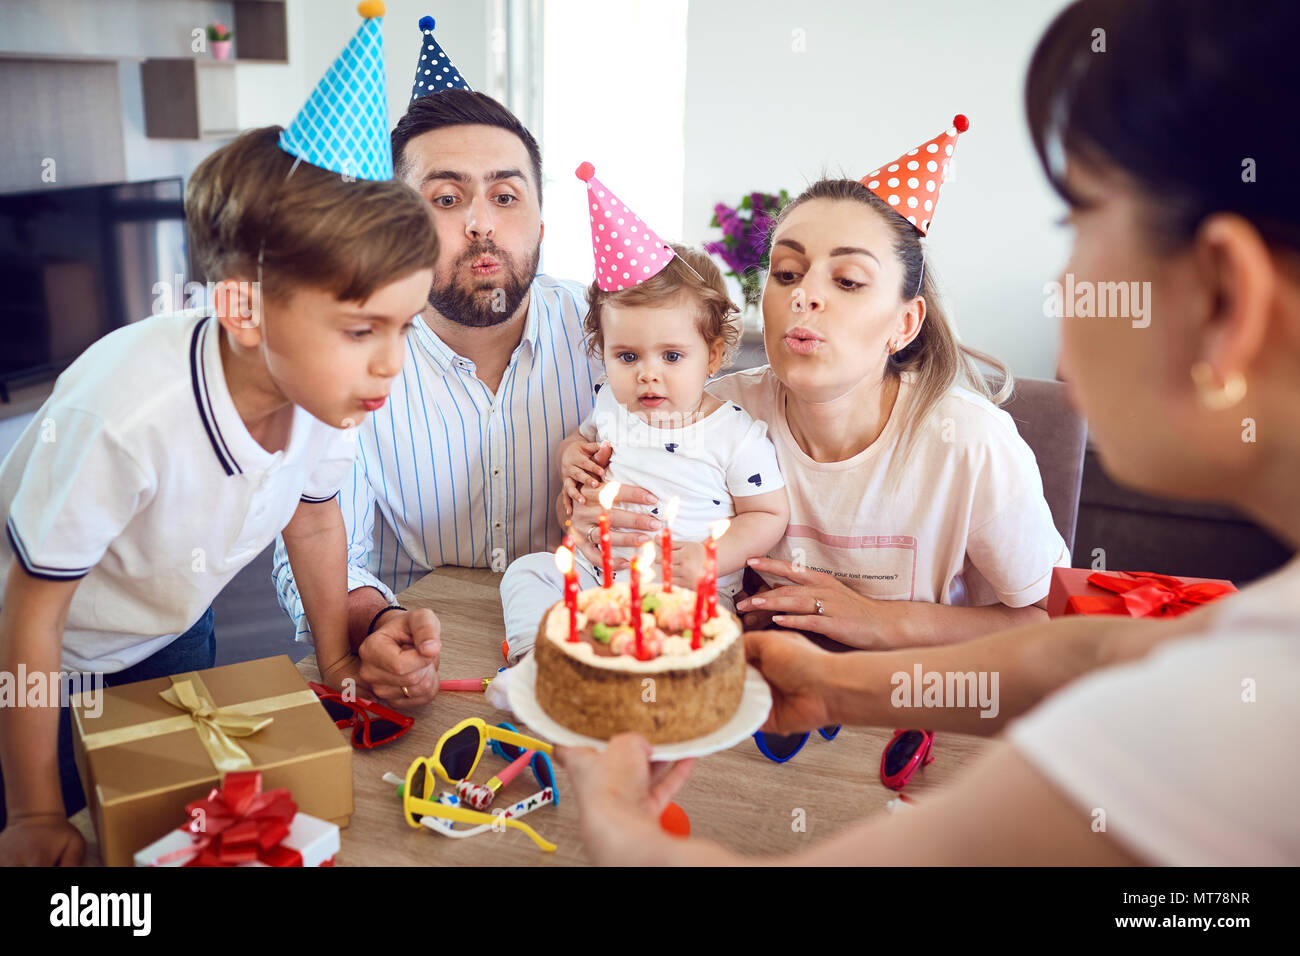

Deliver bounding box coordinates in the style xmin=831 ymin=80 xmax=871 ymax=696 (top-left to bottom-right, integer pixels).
xmin=309 ymin=680 xmax=414 ymax=749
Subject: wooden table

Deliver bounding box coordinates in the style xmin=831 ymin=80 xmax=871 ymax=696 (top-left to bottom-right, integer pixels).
xmin=74 ymin=567 xmax=994 ymax=865
xmin=303 ymin=567 xmax=995 ymax=865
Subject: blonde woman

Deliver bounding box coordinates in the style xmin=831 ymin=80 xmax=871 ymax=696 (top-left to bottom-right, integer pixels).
xmin=568 ymin=174 xmax=1067 ymax=651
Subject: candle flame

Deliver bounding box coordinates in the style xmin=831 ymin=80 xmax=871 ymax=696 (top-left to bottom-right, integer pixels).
xmin=709 ymin=518 xmax=731 ymax=541
xmin=664 ymin=496 xmax=680 ymax=526
xmin=554 ymin=545 xmax=573 ymax=574
xmin=598 ymin=481 xmax=621 ymax=510
xmin=635 ymin=541 xmax=656 ymax=584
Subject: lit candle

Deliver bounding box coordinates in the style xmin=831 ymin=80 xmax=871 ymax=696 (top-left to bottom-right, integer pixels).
xmin=597 ymin=481 xmax=621 ymax=589
xmin=554 ymin=544 xmax=578 ymax=642
xmin=705 ymin=518 xmax=730 ymax=619
xmin=691 ymin=576 xmax=704 ymax=650
xmin=630 ymin=541 xmax=655 ymax=660
xmin=661 ymin=496 xmax=680 ymax=592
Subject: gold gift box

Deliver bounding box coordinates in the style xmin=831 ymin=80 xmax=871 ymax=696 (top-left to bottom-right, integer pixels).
xmin=70 ymin=655 xmax=352 ymax=867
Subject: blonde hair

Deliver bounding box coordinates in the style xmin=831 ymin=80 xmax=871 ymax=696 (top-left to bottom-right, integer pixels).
xmin=583 ymin=243 xmax=742 ymax=369
xmin=770 ymin=179 xmax=1013 ymax=473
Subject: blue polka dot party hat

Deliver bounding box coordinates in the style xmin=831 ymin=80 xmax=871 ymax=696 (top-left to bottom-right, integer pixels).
xmin=278 ymin=1 xmax=393 ymax=181
xmin=411 ymin=15 xmax=472 ymax=101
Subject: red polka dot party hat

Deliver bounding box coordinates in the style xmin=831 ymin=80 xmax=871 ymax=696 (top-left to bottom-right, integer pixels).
xmin=860 ymin=114 xmax=969 ymax=235
xmin=576 ymin=161 xmax=676 ymax=292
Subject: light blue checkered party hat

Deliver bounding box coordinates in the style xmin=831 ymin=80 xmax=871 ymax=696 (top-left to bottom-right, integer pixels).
xmin=279 ymin=2 xmax=393 ymax=180
xmin=411 ymin=15 xmax=472 ymax=101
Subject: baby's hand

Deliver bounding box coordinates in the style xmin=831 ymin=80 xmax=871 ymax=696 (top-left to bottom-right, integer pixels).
xmin=670 ymin=541 xmax=707 ymax=589
xmin=562 ymin=441 xmax=610 ymax=505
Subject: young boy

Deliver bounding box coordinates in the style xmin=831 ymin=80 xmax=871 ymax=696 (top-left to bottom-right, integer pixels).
xmin=0 ymin=6 xmax=437 ymax=864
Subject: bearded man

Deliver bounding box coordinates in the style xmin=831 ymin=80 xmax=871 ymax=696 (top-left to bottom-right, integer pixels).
xmin=273 ymin=90 xmax=607 ymax=704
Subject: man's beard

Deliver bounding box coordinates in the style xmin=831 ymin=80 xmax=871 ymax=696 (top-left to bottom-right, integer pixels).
xmin=427 ymin=240 xmax=540 ymax=329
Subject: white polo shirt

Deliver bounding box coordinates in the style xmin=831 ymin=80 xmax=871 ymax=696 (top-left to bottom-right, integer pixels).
xmin=0 ymin=311 xmax=358 ymax=673
xmin=1009 ymin=555 xmax=1300 ymax=864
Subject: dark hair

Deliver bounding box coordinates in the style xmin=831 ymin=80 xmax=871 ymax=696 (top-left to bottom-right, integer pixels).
xmin=584 ymin=243 xmax=741 ymax=365
xmin=1025 ymin=0 xmax=1300 ymax=251
xmin=186 ymin=126 xmax=439 ymax=302
xmin=391 ymin=90 xmax=543 ymax=204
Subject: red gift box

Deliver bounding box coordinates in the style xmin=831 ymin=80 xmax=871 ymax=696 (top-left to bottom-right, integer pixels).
xmin=133 ymin=771 xmax=338 ymax=867
xmin=1047 ymin=567 xmax=1237 ymax=619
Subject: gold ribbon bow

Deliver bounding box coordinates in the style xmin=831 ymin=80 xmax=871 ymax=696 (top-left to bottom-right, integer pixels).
xmin=76 ymin=671 xmax=317 ymax=776
xmin=158 ymin=679 xmax=275 ymax=773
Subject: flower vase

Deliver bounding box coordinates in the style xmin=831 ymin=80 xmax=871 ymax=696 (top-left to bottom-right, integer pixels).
xmin=212 ymin=40 xmax=232 ymax=60
xmin=741 ymin=301 xmax=763 ymax=336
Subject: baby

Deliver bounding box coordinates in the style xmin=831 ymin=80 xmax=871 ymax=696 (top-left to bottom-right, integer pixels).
xmin=499 ymin=241 xmax=790 ymax=663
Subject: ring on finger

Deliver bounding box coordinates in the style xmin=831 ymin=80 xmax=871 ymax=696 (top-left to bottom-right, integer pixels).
xmin=815 ymin=599 xmax=825 ymax=616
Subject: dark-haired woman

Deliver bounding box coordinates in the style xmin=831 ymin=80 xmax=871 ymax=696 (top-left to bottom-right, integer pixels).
xmin=558 ymin=0 xmax=1300 ymax=865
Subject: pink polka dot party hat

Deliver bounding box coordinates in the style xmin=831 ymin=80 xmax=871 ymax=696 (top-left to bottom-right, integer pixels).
xmin=576 ymin=161 xmax=677 ymax=292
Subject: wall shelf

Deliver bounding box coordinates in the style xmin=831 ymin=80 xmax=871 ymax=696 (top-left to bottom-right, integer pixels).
xmin=143 ymin=58 xmax=250 ymax=141
xmin=0 ymin=57 xmax=128 ymax=191
xmin=233 ymin=0 xmax=289 ymax=62
xmin=138 ymin=1 xmax=289 ymax=140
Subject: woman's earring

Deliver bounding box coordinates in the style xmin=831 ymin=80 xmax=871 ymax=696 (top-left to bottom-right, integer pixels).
xmin=1189 ymin=361 xmax=1247 ymax=410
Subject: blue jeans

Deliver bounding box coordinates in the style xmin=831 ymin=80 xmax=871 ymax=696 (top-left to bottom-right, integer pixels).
xmin=0 ymin=607 xmax=216 ymax=829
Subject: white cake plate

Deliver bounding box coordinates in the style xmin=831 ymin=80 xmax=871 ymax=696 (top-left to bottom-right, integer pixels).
xmin=507 ymin=653 xmax=773 ymax=760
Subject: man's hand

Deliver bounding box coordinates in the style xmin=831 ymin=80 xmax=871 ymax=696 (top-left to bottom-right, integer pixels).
xmin=743 ymin=630 xmax=837 ymax=734
xmin=356 ymin=607 xmax=442 ymax=707
xmin=0 ymin=814 xmax=86 ymax=866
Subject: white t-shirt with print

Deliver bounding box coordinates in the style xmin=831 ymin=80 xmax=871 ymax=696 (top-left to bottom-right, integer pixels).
xmin=708 ymin=366 xmax=1068 ymax=607
xmin=1008 ymin=555 xmax=1300 ymax=864
xmin=577 ymin=380 xmax=785 ymax=600
xmin=0 ymin=311 xmax=359 ymax=673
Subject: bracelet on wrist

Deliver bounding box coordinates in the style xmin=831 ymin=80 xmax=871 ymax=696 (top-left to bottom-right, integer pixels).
xmin=367 ymin=604 xmax=407 ymax=635
xmin=321 ymin=654 xmax=358 ymax=678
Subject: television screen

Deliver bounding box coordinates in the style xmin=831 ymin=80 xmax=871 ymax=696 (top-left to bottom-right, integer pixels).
xmin=0 ymin=178 xmax=189 ymax=389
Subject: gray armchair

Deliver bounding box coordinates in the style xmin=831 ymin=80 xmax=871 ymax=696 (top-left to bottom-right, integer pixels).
xmin=1000 ymin=377 xmax=1088 ymax=559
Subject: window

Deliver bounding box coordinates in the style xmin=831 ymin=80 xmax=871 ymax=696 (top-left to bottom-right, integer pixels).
xmin=539 ymin=0 xmax=689 ymax=283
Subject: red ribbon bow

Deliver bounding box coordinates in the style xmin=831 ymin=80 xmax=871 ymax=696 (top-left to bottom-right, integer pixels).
xmin=1067 ymin=572 xmax=1235 ymax=619
xmin=153 ymin=770 xmax=302 ymax=867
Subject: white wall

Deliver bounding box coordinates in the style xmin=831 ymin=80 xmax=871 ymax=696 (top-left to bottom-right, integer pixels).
xmin=681 ymin=0 xmax=1073 ymax=379
xmin=540 ymin=0 xmax=689 ymax=287
xmin=237 ymin=0 xmax=491 ymax=151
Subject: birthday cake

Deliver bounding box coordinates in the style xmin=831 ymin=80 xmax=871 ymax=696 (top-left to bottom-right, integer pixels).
xmin=534 ymin=582 xmax=746 ymax=744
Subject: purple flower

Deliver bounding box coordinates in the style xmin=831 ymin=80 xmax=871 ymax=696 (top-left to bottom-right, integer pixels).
xmin=707 ymin=192 xmax=785 ymax=282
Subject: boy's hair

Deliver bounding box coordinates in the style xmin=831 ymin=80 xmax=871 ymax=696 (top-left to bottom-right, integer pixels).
xmin=583 ymin=244 xmax=741 ymax=366
xmin=391 ymin=89 xmax=543 ymax=204
xmin=185 ymin=126 xmax=439 ymax=302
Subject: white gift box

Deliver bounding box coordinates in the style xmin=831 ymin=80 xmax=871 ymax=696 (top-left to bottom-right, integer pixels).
xmin=133 ymin=812 xmax=340 ymax=867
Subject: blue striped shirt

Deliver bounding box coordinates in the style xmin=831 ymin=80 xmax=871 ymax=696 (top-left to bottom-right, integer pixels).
xmin=273 ymin=274 xmax=602 ymax=641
